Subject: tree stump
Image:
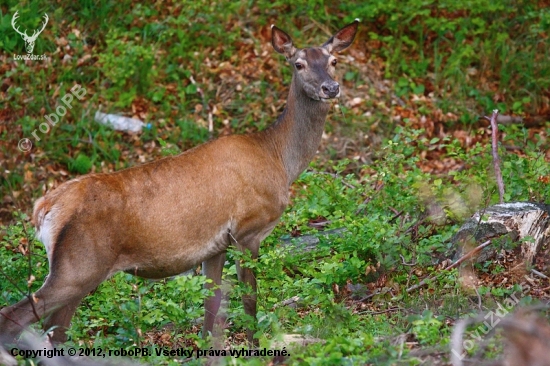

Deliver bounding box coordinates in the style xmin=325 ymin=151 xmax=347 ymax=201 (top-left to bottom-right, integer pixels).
xmin=452 ymin=202 xmax=550 ymax=263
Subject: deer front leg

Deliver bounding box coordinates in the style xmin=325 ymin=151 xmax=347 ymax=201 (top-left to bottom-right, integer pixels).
xmin=202 ymin=251 xmax=227 ymax=341
xmin=235 ymin=241 xmax=259 ymax=345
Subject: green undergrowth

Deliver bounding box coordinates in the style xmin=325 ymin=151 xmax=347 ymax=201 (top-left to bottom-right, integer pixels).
xmin=2 ymin=126 xmax=548 ymax=364
xmin=1 ymin=0 xmax=549 ymax=364
xmin=342 ymin=0 xmax=550 ymax=116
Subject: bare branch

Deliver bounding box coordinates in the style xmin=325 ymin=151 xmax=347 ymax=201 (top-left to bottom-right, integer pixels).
xmin=405 ymin=240 xmax=492 ymax=293
xmin=445 ymin=240 xmax=492 ymax=271
xmin=531 ymin=268 xmax=549 ymax=280
xmin=484 ymin=109 xmax=505 ymax=203
xmin=272 ymin=296 xmax=301 ymax=309
xmin=399 ymin=254 xmax=416 ymax=266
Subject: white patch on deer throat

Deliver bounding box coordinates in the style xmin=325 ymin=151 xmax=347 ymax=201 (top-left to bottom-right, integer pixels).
xmin=36 ymin=209 xmax=55 ymax=263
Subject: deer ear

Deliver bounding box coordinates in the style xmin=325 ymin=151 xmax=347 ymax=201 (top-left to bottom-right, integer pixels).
xmin=271 ymin=25 xmax=297 ymax=59
xmin=323 ymin=19 xmax=360 ymax=54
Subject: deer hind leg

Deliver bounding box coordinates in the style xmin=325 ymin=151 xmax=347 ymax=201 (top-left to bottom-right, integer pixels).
xmin=0 ymin=287 xmax=51 ymax=342
xmin=0 ymin=264 xmax=107 ymax=344
xmin=0 ymin=230 xmax=114 ymax=344
xmin=43 ymin=298 xmax=81 ymax=344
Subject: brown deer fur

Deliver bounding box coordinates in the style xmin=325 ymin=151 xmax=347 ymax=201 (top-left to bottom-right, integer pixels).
xmin=0 ymin=20 xmax=359 ymax=345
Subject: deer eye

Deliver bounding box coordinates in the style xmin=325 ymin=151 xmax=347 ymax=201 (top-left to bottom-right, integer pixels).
xmin=295 ymin=62 xmax=304 ymax=70
xmin=331 ymin=59 xmax=337 ymax=67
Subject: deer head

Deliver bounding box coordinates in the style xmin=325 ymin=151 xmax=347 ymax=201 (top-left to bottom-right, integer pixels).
xmin=271 ymin=20 xmax=359 ymax=102
xmin=12 ymin=11 xmax=49 ymax=54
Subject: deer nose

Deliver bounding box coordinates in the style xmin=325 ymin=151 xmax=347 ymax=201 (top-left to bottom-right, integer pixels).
xmin=321 ymin=82 xmax=340 ymax=98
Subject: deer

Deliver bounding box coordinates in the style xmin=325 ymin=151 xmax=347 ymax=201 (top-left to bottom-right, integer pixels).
xmin=11 ymin=11 xmax=49 ymax=54
xmin=0 ymin=20 xmax=359 ymax=346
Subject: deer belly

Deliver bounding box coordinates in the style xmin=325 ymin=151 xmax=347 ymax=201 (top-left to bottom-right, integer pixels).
xmin=121 ymin=221 xmax=232 ymax=279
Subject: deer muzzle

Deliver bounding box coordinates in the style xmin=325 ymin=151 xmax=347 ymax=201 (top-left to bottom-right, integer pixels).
xmin=321 ymin=82 xmax=340 ymax=99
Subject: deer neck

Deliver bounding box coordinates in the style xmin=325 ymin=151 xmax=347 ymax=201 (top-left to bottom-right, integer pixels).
xmin=261 ymin=77 xmax=331 ymax=185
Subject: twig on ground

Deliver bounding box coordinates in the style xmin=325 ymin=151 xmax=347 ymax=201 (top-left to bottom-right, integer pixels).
xmin=359 ymin=289 xmax=381 ymax=302
xmin=389 ymin=209 xmax=404 ymax=223
xmin=359 ymin=307 xmax=401 ymax=315
xmin=531 ymin=269 xmax=549 ymax=280
xmin=399 ymin=254 xmax=416 ymax=267
xmin=405 ymin=240 xmax=491 ymax=293
xmin=445 ymin=240 xmax=492 ymax=271
xmin=474 ymin=286 xmax=482 ymax=311
xmin=272 ymin=296 xmax=301 ymax=309
xmin=484 ymin=109 xmax=505 ymax=203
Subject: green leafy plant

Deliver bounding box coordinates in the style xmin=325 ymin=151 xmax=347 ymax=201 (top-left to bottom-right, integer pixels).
xmin=409 ymin=310 xmax=447 ymax=346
